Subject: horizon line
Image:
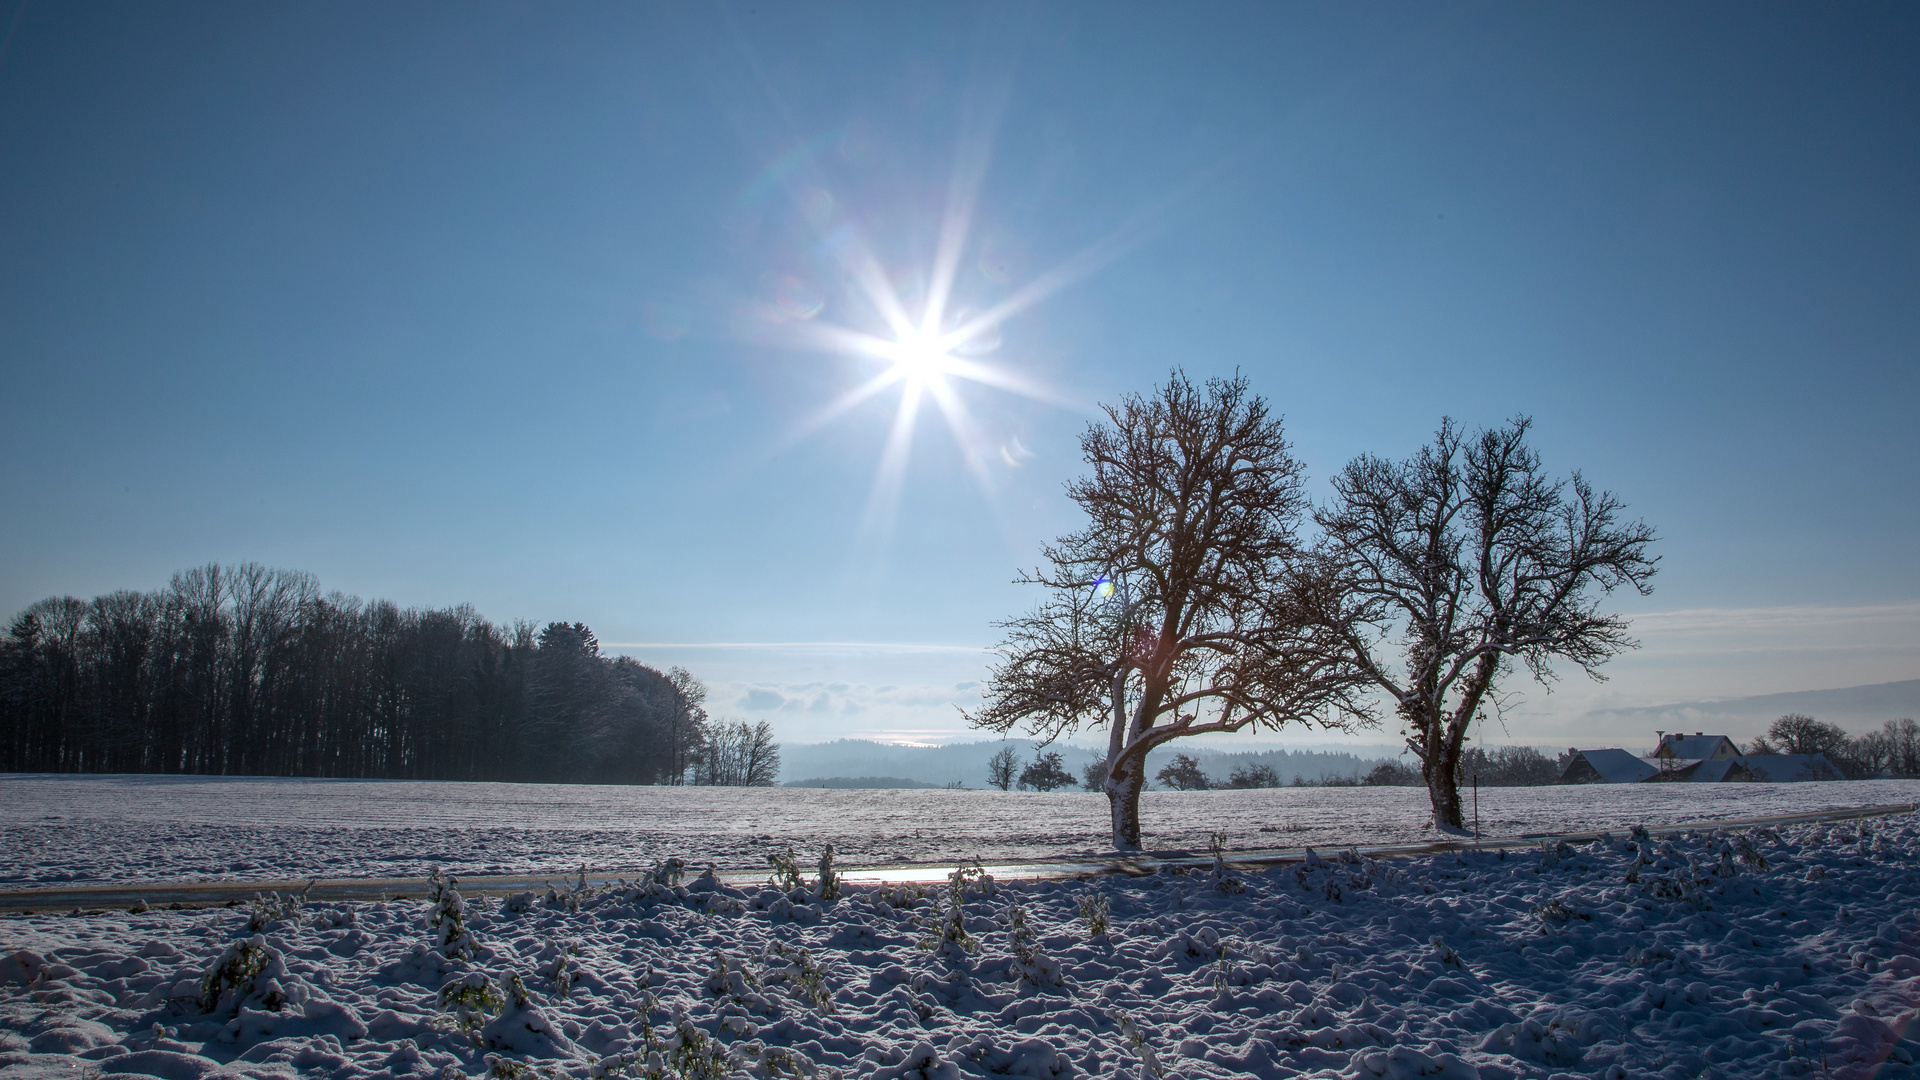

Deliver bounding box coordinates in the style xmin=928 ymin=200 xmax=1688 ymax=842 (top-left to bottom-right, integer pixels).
xmin=602 ymin=641 xmax=993 ymax=654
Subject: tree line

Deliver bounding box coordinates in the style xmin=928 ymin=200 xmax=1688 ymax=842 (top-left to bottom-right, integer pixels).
xmin=1745 ymin=713 xmax=1920 ymax=779
xmin=0 ymin=563 xmax=777 ymax=785
xmin=987 ymin=716 xmax=1918 ymax=803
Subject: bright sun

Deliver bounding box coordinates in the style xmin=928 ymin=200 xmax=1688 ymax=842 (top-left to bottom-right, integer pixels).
xmin=889 ymin=333 xmax=952 ymax=387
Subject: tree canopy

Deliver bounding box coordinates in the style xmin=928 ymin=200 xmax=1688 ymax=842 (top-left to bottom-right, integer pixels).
xmin=970 ymin=372 xmax=1371 ymax=848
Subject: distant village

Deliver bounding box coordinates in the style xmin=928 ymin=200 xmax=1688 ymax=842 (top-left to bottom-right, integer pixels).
xmin=1562 ymin=732 xmax=1841 ymax=784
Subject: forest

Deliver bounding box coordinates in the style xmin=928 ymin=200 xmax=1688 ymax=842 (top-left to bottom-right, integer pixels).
xmin=0 ymin=563 xmax=772 ymax=784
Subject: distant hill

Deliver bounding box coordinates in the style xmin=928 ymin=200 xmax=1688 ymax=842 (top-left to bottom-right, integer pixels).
xmin=1582 ymin=679 xmax=1920 ymax=743
xmin=783 ymin=776 xmax=943 ymax=789
xmin=776 ymin=738 xmax=1405 ymax=788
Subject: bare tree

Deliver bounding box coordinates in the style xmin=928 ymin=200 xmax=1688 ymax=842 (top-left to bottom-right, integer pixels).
xmin=969 ymin=372 xmax=1372 ymax=849
xmin=985 ymin=745 xmax=1020 ymax=791
xmin=1762 ymin=713 xmax=1890 ymax=779
xmin=1310 ymin=418 xmax=1657 ymax=831
xmin=1874 ymin=718 xmax=1920 ymax=778
xmin=1764 ymin=713 xmax=1850 ymax=757
xmin=693 ymin=719 xmax=781 ymax=786
xmin=665 ymin=667 xmax=708 ymax=785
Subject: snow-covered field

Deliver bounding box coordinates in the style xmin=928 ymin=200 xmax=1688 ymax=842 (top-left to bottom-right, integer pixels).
xmin=4 ymin=774 xmax=1919 ymax=887
xmin=4 ymin=810 xmax=1919 ymax=1080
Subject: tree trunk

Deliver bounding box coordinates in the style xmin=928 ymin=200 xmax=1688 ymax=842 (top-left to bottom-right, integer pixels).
xmin=1105 ymin=754 xmax=1145 ymax=850
xmin=1427 ymin=744 xmax=1464 ymax=830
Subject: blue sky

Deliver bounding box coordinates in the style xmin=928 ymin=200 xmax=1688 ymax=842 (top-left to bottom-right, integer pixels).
xmin=2 ymin=3 xmax=1916 ymax=746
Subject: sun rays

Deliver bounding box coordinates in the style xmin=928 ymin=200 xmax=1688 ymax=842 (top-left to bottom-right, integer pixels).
xmin=725 ymin=47 xmax=1189 ymax=576
xmin=755 ymin=163 xmax=1079 ymax=564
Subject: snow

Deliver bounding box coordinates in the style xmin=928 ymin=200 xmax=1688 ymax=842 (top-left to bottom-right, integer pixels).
xmin=3 ymin=774 xmax=1918 ymax=887
xmin=4 ymin=811 xmax=1919 ymax=1079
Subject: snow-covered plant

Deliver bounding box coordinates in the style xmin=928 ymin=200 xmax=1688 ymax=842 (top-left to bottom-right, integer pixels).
xmin=666 ymin=1012 xmax=733 ymax=1080
xmin=1208 ymin=832 xmax=1244 ymax=894
xmin=766 ymin=941 xmax=834 ymax=1014
xmin=816 ymin=845 xmax=840 ymax=903
xmin=544 ymin=866 xmax=598 ymax=912
xmin=503 ymin=971 xmax=536 ymax=1010
xmin=879 ymin=883 xmax=930 ymax=905
xmin=430 ymin=874 xmax=479 ymax=960
xmin=767 ymin=847 xmax=806 ymax=892
xmin=1534 ymin=898 xmax=1583 ymax=927
xmin=438 ymin=971 xmax=505 ymax=1034
xmin=197 ymin=935 xmax=281 ymax=1014
xmin=1167 ymin=923 xmax=1222 ymax=962
xmin=643 ymin=858 xmax=688 ymax=889
xmin=1623 ymin=846 xmax=1650 ymax=884
xmin=704 ymin=951 xmax=771 ymax=1017
xmin=246 ymin=881 xmax=314 ymax=932
xmin=918 ymin=865 xmax=990 ymax=955
xmin=486 ymin=1057 xmax=529 ymax=1080
xmin=1294 ymin=847 xmax=1329 ymax=891
xmin=955 ymin=862 xmax=995 ymax=896
xmin=1000 ymin=905 xmax=1065 ymax=989
xmin=1110 ymin=1009 xmax=1166 ymax=1079
xmin=747 ymin=1044 xmax=817 ymax=1079
xmin=1209 ymin=948 xmax=1238 ymax=998
xmin=1076 ymin=891 xmax=1111 ymax=941
xmin=547 ymin=951 xmax=576 ymax=999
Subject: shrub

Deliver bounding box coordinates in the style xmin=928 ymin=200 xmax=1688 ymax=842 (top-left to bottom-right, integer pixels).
xmin=197 ymin=936 xmax=281 ymax=1015
xmin=766 ymin=848 xmax=805 ymax=892
xmin=1208 ymin=831 xmax=1244 ymax=894
xmin=1000 ymin=905 xmax=1064 ymax=989
xmin=1363 ymin=760 xmax=1421 ymax=786
xmin=428 ymin=868 xmax=479 ymax=960
xmin=815 ymin=846 xmax=840 ymax=903
xmin=1076 ymin=891 xmax=1111 ymax=941
xmin=438 ymin=972 xmax=505 ymax=1034
xmin=1224 ymin=762 xmax=1281 ymax=788
xmin=917 ymin=864 xmax=993 ymax=955
xmin=765 ymin=941 xmax=834 ymax=1014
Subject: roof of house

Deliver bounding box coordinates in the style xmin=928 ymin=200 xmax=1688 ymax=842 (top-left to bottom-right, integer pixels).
xmin=1563 ymin=748 xmax=1659 ymax=784
xmin=1676 ymin=758 xmax=1748 ymax=783
xmin=1655 ymin=734 xmax=1741 ymax=760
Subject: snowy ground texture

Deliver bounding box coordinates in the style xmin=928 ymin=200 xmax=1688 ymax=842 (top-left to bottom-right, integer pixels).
xmin=5 ymin=814 xmax=1920 ymax=1080
xmin=5 ymin=775 xmax=1920 ymax=886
